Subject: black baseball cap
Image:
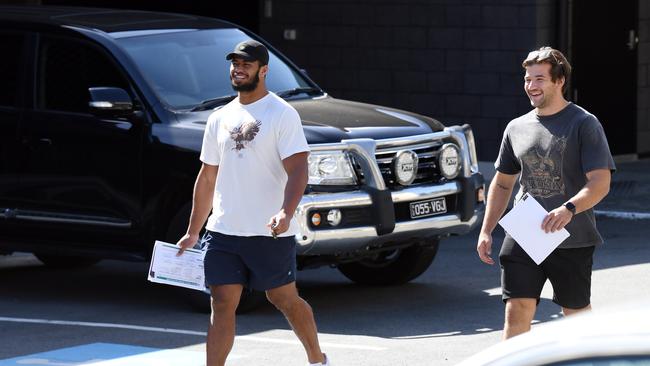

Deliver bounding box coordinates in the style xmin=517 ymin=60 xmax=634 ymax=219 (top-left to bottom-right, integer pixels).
xmin=226 ymin=40 xmax=269 ymax=65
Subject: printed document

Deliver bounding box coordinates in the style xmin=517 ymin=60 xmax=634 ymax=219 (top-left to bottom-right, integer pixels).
xmin=498 ymin=193 xmax=570 ymax=265
xmin=147 ymin=240 xmax=206 ymax=291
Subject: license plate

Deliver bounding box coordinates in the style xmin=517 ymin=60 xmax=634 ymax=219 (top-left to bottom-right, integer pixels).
xmin=409 ymin=197 xmax=447 ymax=219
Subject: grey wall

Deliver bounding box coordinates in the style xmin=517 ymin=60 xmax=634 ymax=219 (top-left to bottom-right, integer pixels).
xmin=260 ymin=0 xmax=556 ymax=161
xmin=639 ymin=0 xmax=650 ymax=156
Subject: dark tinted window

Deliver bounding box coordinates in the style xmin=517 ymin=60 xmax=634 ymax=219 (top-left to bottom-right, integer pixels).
xmin=0 ymin=32 xmax=25 ymax=107
xmin=115 ymin=28 xmax=312 ymax=109
xmin=37 ymin=36 xmax=129 ymax=113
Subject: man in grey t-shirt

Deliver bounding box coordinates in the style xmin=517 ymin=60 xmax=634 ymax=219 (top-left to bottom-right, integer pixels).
xmin=476 ymin=47 xmax=615 ymax=339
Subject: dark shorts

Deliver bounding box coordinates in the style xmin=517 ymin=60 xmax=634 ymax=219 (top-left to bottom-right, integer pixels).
xmin=499 ymin=235 xmax=595 ymax=309
xmin=202 ymin=231 xmax=297 ymax=291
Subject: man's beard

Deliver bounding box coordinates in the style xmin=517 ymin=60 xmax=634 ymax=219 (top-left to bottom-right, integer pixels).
xmin=231 ymin=72 xmax=260 ymax=92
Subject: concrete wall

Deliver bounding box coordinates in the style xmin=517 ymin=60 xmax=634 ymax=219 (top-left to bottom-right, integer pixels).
xmin=260 ymin=0 xmax=558 ymax=161
xmin=639 ymin=0 xmax=650 ymax=156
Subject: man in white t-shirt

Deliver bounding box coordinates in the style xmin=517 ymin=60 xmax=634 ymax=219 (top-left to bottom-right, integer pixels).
xmin=177 ymin=40 xmax=330 ymax=366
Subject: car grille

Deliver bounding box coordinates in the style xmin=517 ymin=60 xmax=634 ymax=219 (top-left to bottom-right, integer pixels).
xmin=353 ymin=141 xmax=446 ymax=188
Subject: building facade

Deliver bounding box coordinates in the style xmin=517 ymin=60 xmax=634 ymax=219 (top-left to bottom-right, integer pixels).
xmin=259 ymin=0 xmax=650 ymax=161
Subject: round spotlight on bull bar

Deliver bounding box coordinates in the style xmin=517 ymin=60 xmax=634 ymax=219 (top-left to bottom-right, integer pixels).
xmin=393 ymin=150 xmax=419 ymax=186
xmin=327 ymin=209 xmax=342 ymax=226
xmin=438 ymin=143 xmax=461 ymax=179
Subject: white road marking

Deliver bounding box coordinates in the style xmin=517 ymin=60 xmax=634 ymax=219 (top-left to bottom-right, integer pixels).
xmin=17 ymin=359 xmax=105 ymax=365
xmin=482 ymin=287 xmax=501 ymax=296
xmin=0 ymin=317 xmax=205 ymax=336
xmin=392 ymin=331 xmax=461 ymax=339
xmin=595 ymin=210 xmax=650 ymax=220
xmin=475 ymin=328 xmax=493 ymax=332
xmin=0 ymin=317 xmax=385 ymax=351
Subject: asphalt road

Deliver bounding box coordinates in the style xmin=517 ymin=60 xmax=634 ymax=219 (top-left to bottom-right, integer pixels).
xmin=1 ymin=217 xmax=649 ymax=366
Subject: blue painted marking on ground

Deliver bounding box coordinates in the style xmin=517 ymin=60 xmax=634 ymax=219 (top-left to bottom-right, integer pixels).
xmin=0 ymin=343 xmax=159 ymax=365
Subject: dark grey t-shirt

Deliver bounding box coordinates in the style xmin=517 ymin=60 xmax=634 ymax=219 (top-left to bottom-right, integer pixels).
xmin=495 ymin=103 xmax=616 ymax=248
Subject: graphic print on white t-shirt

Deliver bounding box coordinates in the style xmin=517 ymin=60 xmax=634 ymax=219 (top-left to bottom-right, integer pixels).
xmin=229 ymin=119 xmax=261 ymax=151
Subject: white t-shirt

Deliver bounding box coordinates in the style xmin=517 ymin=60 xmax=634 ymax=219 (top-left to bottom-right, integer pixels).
xmin=200 ymin=92 xmax=309 ymax=237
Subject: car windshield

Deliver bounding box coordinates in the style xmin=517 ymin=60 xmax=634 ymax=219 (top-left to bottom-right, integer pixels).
xmin=113 ymin=28 xmax=316 ymax=109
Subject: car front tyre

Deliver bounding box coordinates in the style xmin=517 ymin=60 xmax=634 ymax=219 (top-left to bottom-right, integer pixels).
xmin=337 ymin=241 xmax=439 ymax=285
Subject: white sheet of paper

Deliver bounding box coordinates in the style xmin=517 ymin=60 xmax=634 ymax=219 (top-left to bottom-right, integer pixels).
xmin=498 ymin=193 xmax=570 ymax=265
xmin=147 ymin=240 xmax=205 ymax=291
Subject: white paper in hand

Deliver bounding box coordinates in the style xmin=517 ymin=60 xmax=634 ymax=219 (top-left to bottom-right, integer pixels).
xmin=498 ymin=193 xmax=570 ymax=265
xmin=147 ymin=240 xmax=206 ymax=291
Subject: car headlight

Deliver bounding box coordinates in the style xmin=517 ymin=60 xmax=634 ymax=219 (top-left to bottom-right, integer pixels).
xmin=308 ymin=151 xmax=357 ymax=185
xmin=438 ymin=143 xmax=461 ymax=179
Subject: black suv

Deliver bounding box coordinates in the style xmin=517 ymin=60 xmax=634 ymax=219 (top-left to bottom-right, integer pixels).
xmin=0 ymin=6 xmax=485 ymax=310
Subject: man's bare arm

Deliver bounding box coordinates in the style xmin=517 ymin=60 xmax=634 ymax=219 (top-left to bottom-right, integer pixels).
xmin=542 ymin=168 xmax=611 ymax=233
xmin=267 ymin=151 xmax=309 ymax=235
xmin=281 ymin=151 xmax=309 ymax=216
xmin=481 ymin=172 xmax=518 ymax=235
xmin=477 ymin=171 xmax=518 ymax=265
xmin=177 ymin=163 xmax=218 ymax=254
xmin=569 ymin=168 xmax=611 ymax=214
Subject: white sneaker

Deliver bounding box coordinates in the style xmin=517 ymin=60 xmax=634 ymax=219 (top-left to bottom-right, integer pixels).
xmin=308 ymin=353 xmax=330 ymax=366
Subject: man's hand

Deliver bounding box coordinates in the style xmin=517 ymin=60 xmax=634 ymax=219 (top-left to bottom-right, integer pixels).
xmin=539 ymin=168 xmax=610 ymax=233
xmin=541 ymin=206 xmax=573 ymax=233
xmin=176 ymin=233 xmax=199 ymax=256
xmin=477 ymin=232 xmax=495 ymax=265
xmin=267 ymin=209 xmax=290 ymax=237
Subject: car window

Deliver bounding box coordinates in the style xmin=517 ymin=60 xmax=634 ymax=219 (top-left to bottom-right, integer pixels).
xmin=114 ymin=28 xmax=313 ymax=110
xmin=0 ymin=32 xmax=25 ymax=108
xmin=36 ymin=36 xmax=130 ymax=113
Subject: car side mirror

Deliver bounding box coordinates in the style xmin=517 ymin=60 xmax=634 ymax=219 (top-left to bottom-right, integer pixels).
xmin=88 ymin=87 xmax=134 ymax=117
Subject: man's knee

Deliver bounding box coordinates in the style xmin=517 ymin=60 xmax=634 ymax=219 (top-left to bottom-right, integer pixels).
xmin=210 ymin=286 xmax=242 ymax=315
xmin=211 ymin=295 xmax=239 ymax=314
xmin=266 ymin=291 xmax=303 ymax=313
xmin=505 ymin=298 xmax=537 ymax=322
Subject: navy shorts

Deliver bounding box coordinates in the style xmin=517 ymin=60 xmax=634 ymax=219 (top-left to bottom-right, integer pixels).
xmin=499 ymin=235 xmax=595 ymax=309
xmin=202 ymin=231 xmax=297 ymax=291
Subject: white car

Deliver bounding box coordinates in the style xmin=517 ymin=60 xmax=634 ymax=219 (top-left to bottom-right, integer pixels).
xmin=457 ymin=302 xmax=650 ymax=366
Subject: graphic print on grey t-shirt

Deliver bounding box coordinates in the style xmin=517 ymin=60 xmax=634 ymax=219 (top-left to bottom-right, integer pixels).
xmin=229 ymin=120 xmax=262 ymax=151
xmin=520 ymin=135 xmax=567 ymax=198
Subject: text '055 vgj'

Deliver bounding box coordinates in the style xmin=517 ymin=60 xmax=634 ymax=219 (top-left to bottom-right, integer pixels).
xmin=0 ymin=6 xmax=485 ymax=312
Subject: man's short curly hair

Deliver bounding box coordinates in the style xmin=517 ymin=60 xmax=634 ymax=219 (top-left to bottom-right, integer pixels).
xmin=522 ymin=46 xmax=572 ymax=93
